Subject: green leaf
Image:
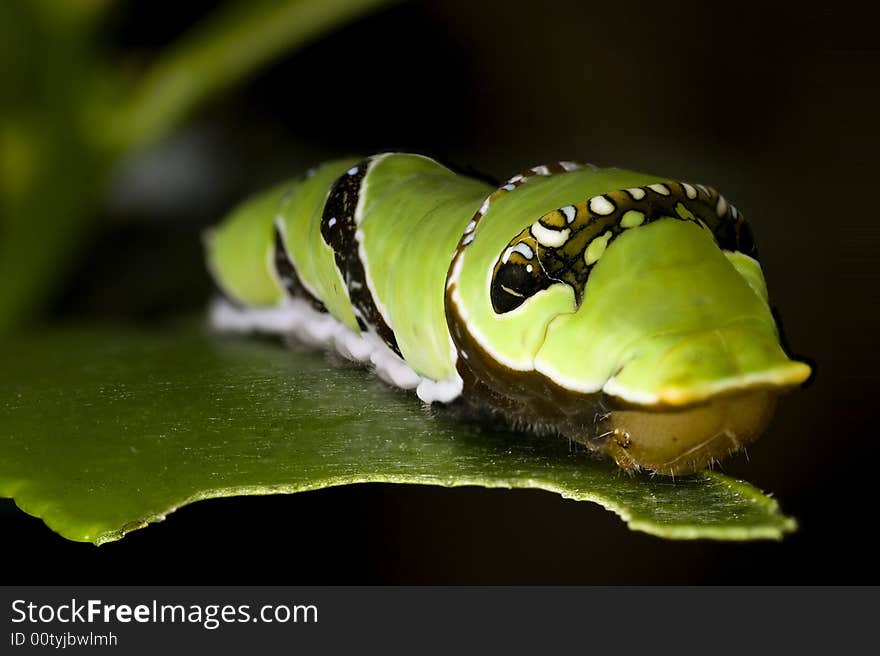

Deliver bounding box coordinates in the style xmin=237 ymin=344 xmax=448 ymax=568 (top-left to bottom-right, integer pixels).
xmin=0 ymin=0 xmax=399 ymax=335
xmin=105 ymin=0 xmax=401 ymax=153
xmin=0 ymin=323 xmax=796 ymax=544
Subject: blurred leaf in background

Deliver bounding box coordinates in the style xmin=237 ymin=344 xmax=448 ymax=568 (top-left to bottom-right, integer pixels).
xmin=0 ymin=0 xmax=396 ymax=335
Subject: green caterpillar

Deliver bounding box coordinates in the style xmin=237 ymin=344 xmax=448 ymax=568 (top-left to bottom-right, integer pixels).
xmin=204 ymin=152 xmax=811 ymax=475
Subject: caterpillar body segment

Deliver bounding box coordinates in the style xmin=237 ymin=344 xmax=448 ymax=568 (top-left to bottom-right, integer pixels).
xmin=205 ymin=152 xmax=811 ymax=475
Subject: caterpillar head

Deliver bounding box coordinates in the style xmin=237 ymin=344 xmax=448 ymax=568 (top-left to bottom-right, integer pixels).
xmin=446 ymin=169 xmax=811 ymax=475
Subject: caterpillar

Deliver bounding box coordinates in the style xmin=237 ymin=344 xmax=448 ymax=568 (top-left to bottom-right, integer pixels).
xmin=204 ymin=152 xmax=811 ymax=475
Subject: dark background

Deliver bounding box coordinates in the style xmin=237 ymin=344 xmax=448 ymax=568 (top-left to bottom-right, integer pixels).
xmin=2 ymin=0 xmax=878 ymax=583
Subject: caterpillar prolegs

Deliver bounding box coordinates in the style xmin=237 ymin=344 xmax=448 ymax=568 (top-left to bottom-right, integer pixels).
xmin=205 ymin=152 xmax=811 ymax=475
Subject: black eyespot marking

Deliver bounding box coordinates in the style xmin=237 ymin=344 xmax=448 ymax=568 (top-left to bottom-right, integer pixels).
xmin=490 ymin=179 xmax=756 ymax=316
xmin=490 ymin=260 xmax=553 ymax=313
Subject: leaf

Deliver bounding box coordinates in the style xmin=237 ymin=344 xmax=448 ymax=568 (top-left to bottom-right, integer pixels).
xmin=0 ymin=0 xmax=399 ymax=335
xmin=106 ymin=0 xmax=401 ymax=153
xmin=0 ymin=322 xmax=796 ymax=544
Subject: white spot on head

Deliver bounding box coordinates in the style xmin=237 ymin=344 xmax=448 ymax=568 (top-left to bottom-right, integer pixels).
xmin=526 ymin=264 xmax=533 ymax=273
xmin=589 ymin=195 xmax=615 ymax=216
xmin=625 ymin=187 xmax=646 ymax=201
xmin=682 ymin=183 xmax=698 ymax=199
xmin=513 ymin=242 xmax=534 ymax=259
xmin=648 ymin=183 xmax=671 ymax=196
xmin=347 ymin=166 xmax=359 ymax=176
xmin=531 ymin=222 xmax=570 ymax=247
xmin=561 ymin=205 xmax=577 ymax=224
xmin=327 ymin=217 xmax=337 ymax=228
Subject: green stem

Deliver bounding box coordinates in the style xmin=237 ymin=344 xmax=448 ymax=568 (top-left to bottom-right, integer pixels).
xmin=105 ymin=0 xmax=397 ymax=153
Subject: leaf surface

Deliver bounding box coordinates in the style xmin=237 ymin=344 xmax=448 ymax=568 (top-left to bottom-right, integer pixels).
xmin=0 ymin=324 xmax=796 ymax=544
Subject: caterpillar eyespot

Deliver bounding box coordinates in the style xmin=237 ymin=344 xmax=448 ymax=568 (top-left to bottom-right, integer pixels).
xmin=204 ymin=152 xmax=811 ymax=476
